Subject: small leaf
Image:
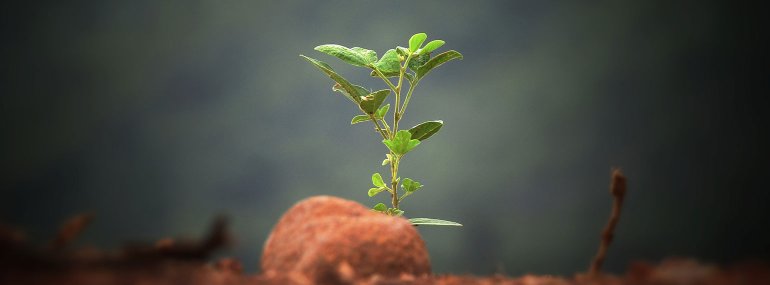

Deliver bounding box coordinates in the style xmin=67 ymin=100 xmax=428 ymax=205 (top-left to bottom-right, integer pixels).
xmin=333 ymin=83 xmax=369 ymax=101
xmin=301 ymin=55 xmax=362 ymax=103
xmin=396 ymin=46 xmax=411 ymax=57
xmin=372 ymin=173 xmax=385 ymax=187
xmin=373 ymin=49 xmax=400 ymax=74
xmin=408 ymin=120 xmax=443 ymax=141
xmin=392 ymin=209 xmax=404 ymax=216
xmin=368 ymin=187 xmax=386 ymax=197
xmin=409 ymin=33 xmax=427 ymax=52
xmin=416 ymin=50 xmax=463 ymax=79
xmin=409 ymin=218 xmax=463 ymax=226
xmin=351 ymin=115 xmax=370 ymax=125
xmin=420 ymin=40 xmax=445 ymax=54
xmin=314 ymin=44 xmax=369 ymax=67
xmin=359 ymin=89 xmax=390 ymax=114
xmin=382 ymin=130 xmax=421 ymax=156
xmin=350 ymin=47 xmax=377 ymax=64
xmin=382 ymin=154 xmax=392 ymax=166
xmin=401 ymin=178 xmax=423 ymax=193
xmin=375 ymin=104 xmax=390 ymax=119
xmin=408 ymin=52 xmax=431 ymax=72
xmin=373 ymin=203 xmax=387 ymax=212
xmin=406 ymin=139 xmax=420 ymax=152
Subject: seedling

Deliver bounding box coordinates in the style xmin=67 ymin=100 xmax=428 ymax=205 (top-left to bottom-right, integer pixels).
xmin=301 ymin=33 xmax=462 ymax=227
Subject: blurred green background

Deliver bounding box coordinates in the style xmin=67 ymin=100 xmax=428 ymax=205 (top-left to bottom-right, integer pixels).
xmin=2 ymin=0 xmax=766 ymax=276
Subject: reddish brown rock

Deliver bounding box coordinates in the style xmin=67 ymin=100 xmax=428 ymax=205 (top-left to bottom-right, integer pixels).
xmin=261 ymin=196 xmax=431 ymax=283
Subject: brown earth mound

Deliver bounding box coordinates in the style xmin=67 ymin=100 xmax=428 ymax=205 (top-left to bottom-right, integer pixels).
xmin=261 ymin=196 xmax=431 ymax=283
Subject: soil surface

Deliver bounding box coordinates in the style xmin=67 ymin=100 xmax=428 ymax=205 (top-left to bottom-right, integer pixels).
xmin=2 ymin=196 xmax=768 ymax=285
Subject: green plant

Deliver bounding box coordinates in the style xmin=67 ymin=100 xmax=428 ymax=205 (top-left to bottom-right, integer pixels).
xmin=301 ymin=33 xmax=462 ymax=227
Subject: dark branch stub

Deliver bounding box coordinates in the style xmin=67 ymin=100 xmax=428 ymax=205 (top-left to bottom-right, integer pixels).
xmin=589 ymin=168 xmax=627 ymax=276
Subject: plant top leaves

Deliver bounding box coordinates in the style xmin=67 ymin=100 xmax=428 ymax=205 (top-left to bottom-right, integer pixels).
xmin=396 ymin=46 xmax=411 ymax=57
xmin=409 ymin=33 xmax=427 ymax=52
xmin=408 ymin=52 xmax=431 ymax=72
xmin=419 ymin=40 xmax=445 ymax=55
xmin=408 ymin=121 xmax=443 ymax=141
xmin=373 ymin=49 xmax=401 ymax=74
xmin=383 ymin=130 xmax=420 ymax=156
xmin=315 ymin=44 xmax=375 ymax=67
xmin=416 ymin=50 xmax=463 ymax=80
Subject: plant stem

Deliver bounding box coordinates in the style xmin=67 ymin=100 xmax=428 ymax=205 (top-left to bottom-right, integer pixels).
xmin=393 ymin=55 xmax=412 ymax=138
xmin=368 ymin=114 xmax=389 ymax=139
xmin=379 ymin=117 xmax=391 ymax=134
xmin=372 ymin=68 xmax=399 ymax=95
xmin=387 ymin=54 xmax=414 ymax=210
xmin=390 ymin=155 xmax=400 ymax=209
xmin=399 ymin=80 xmax=419 ymax=119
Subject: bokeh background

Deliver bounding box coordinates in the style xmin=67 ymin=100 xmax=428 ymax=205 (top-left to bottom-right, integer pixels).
xmin=2 ymin=0 xmax=766 ymax=276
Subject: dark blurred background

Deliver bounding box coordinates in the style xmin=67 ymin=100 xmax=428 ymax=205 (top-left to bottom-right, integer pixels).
xmin=1 ymin=0 xmax=766 ymax=276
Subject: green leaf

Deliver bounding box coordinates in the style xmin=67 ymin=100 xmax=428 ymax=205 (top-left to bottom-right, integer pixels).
xmin=301 ymin=55 xmax=362 ymax=103
xmin=396 ymin=46 xmax=411 ymax=57
xmin=416 ymin=50 xmax=463 ymax=80
xmin=408 ymin=52 xmax=431 ymax=72
xmin=373 ymin=49 xmax=400 ymax=74
xmin=408 ymin=218 xmax=463 ymax=226
xmin=382 ymin=130 xmax=421 ymax=156
xmin=392 ymin=209 xmax=405 ymax=216
xmin=351 ymin=115 xmax=370 ymax=125
xmin=401 ymin=178 xmax=423 ymax=193
xmin=371 ymin=70 xmax=397 ymax=78
xmin=368 ymin=187 xmax=386 ymax=197
xmin=375 ymin=104 xmax=390 ymax=120
xmin=314 ymin=44 xmax=370 ymax=67
xmin=381 ymin=153 xmax=393 ymax=166
xmin=333 ymin=83 xmax=369 ymax=99
xmin=408 ymin=120 xmax=443 ymax=141
xmin=409 ymin=33 xmax=427 ymax=52
xmin=372 ymin=173 xmax=385 ymax=187
xmin=373 ymin=203 xmax=387 ymax=212
xmin=359 ymin=89 xmax=390 ymax=114
xmin=420 ymin=40 xmax=445 ymax=54
xmin=350 ymin=47 xmax=377 ymax=64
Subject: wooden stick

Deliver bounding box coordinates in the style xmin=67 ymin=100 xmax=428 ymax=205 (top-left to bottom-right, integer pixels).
xmin=589 ymin=168 xmax=627 ymax=276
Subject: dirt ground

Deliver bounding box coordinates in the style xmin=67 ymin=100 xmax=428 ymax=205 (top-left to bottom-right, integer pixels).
xmin=2 ymin=196 xmax=768 ymax=285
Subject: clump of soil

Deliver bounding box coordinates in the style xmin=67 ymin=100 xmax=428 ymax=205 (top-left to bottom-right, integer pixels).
xmin=261 ymin=196 xmax=431 ymax=283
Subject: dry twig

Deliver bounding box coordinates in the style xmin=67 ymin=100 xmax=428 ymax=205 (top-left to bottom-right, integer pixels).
xmin=589 ymin=168 xmax=627 ymax=276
